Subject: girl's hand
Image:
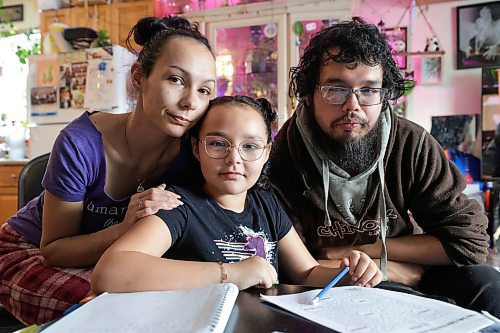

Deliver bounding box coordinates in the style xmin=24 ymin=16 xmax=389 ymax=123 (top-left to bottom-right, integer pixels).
xmin=122 ymin=184 xmax=183 ymax=230
xmin=343 ymin=250 xmax=382 ymax=288
xmin=226 ymin=256 xmax=277 ymax=290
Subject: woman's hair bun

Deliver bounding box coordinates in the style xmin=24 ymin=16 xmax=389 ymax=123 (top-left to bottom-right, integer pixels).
xmin=133 ymin=16 xmax=194 ymax=47
xmin=256 ymin=98 xmax=277 ymax=124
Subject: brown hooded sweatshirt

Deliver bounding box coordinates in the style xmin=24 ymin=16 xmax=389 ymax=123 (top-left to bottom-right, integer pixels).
xmin=270 ymin=108 xmax=489 ymax=266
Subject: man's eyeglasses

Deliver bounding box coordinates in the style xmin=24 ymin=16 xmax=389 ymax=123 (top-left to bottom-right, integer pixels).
xmin=316 ymin=85 xmax=388 ymax=106
xmin=200 ymin=136 xmax=267 ymax=162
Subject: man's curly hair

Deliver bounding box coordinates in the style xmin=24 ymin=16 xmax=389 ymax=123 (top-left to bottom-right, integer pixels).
xmin=289 ymin=17 xmax=412 ymax=108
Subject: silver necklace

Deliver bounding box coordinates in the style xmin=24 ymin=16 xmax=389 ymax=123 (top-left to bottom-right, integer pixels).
xmin=124 ymin=113 xmax=171 ymax=193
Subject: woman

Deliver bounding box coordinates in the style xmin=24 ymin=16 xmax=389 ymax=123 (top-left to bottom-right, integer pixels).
xmin=0 ymin=16 xmax=216 ymax=325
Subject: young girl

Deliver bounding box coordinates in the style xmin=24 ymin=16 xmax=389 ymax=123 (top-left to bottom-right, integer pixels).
xmin=0 ymin=16 xmax=215 ymax=324
xmin=92 ymin=96 xmax=382 ymax=292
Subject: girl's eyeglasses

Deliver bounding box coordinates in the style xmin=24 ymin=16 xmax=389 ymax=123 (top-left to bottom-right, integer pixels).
xmin=200 ymin=136 xmax=267 ymax=162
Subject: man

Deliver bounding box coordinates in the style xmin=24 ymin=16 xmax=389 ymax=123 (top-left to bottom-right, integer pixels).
xmin=270 ymin=17 xmax=500 ymax=316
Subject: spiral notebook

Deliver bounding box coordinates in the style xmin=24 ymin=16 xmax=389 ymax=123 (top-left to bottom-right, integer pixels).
xmin=43 ymin=283 xmax=239 ymax=333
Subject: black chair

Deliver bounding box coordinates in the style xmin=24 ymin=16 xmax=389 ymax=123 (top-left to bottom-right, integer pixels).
xmin=17 ymin=153 xmax=50 ymax=209
xmin=0 ymin=153 xmax=51 ymax=331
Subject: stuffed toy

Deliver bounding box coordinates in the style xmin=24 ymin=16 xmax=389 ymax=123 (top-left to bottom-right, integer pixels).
xmin=425 ymin=36 xmax=441 ymax=52
xmin=393 ymin=40 xmax=406 ymax=53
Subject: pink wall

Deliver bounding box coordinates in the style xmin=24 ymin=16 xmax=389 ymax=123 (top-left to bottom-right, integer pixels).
xmin=353 ymin=0 xmax=497 ymax=133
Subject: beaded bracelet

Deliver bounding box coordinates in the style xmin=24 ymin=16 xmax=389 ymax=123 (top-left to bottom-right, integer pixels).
xmin=217 ymin=262 xmax=228 ymax=283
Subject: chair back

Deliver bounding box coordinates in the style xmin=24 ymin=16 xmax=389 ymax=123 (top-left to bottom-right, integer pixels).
xmin=17 ymin=153 xmax=50 ymax=209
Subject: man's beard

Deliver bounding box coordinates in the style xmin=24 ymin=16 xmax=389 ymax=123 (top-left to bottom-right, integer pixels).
xmin=319 ymin=114 xmax=382 ymax=176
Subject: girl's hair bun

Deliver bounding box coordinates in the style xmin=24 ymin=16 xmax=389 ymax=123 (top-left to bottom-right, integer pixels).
xmin=256 ymin=98 xmax=277 ymax=124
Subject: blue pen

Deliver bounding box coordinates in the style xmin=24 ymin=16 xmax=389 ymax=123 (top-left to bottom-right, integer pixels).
xmin=63 ymin=303 xmax=81 ymax=316
xmin=311 ymin=266 xmax=350 ymax=305
xmin=63 ymin=294 xmax=96 ymax=316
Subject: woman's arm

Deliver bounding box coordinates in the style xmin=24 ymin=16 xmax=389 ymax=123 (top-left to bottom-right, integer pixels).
xmin=92 ymin=215 xmax=277 ymax=294
xmin=278 ymin=227 xmax=382 ymax=288
xmin=40 ymin=191 xmax=130 ymax=267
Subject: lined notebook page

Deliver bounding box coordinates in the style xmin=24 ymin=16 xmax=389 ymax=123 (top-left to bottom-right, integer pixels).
xmin=44 ymin=283 xmax=239 ymax=333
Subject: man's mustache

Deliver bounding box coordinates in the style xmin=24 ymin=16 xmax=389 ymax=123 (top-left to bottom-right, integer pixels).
xmin=332 ymin=112 xmax=368 ymax=126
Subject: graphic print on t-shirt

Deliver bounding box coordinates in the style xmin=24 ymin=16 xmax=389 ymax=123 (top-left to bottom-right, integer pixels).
xmin=214 ymin=225 xmax=277 ymax=264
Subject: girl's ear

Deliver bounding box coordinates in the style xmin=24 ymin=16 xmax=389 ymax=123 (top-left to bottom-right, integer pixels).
xmin=131 ymin=62 xmax=143 ymax=91
xmin=191 ymin=137 xmax=200 ymax=161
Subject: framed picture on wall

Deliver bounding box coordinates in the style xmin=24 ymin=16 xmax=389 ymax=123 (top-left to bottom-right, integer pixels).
xmin=0 ymin=4 xmax=23 ymax=23
xmin=457 ymin=1 xmax=500 ymax=69
xmin=385 ymin=27 xmax=407 ymax=70
xmin=420 ymin=57 xmax=443 ymax=85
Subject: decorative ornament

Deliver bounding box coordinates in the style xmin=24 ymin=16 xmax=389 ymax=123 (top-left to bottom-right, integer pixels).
xmin=250 ymin=25 xmax=264 ymax=46
xmin=263 ymin=23 xmax=277 ymax=38
xmin=305 ymin=22 xmax=317 ymax=32
xmin=377 ymin=20 xmax=386 ymax=35
xmin=394 ymin=40 xmax=406 ymax=53
xmin=293 ymin=21 xmax=304 ymax=37
xmin=425 ymin=36 xmax=441 ymax=52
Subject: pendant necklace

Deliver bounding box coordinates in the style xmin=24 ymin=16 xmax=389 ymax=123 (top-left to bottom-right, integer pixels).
xmin=136 ymin=177 xmax=146 ymax=193
xmin=124 ymin=113 xmax=171 ymax=193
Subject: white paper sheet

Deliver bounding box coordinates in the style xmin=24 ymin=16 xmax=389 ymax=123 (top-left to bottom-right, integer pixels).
xmin=261 ymin=286 xmax=494 ymax=333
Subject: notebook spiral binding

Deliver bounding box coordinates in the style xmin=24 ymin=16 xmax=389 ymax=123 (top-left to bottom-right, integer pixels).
xmin=209 ymin=283 xmax=238 ymax=333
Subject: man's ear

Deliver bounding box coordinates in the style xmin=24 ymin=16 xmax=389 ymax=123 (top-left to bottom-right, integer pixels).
xmin=303 ymin=95 xmax=311 ymax=107
xmin=191 ymin=137 xmax=200 ymax=161
xmin=131 ymin=62 xmax=143 ymax=91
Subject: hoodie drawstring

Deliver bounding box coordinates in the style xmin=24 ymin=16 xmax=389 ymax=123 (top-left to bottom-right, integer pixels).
xmin=322 ymin=160 xmax=332 ymax=227
xmin=378 ymin=158 xmax=388 ymax=281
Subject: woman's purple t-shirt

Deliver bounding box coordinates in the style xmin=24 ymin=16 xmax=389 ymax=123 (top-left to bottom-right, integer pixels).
xmin=8 ymin=111 xmax=201 ymax=246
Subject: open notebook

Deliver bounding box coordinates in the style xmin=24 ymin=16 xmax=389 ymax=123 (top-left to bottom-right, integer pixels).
xmin=44 ymin=283 xmax=239 ymax=333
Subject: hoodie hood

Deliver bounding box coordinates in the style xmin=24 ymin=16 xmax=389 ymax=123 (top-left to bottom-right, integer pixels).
xmin=295 ymin=103 xmax=391 ymax=278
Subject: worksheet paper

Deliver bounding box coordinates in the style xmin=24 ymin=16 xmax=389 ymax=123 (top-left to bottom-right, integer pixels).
xmin=260 ymin=286 xmax=494 ymax=333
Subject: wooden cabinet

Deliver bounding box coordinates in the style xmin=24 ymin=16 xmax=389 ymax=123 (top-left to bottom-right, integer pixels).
xmin=0 ymin=164 xmax=24 ymax=226
xmin=69 ymin=5 xmax=111 ymax=36
xmin=40 ymin=9 xmax=71 ymax=37
xmin=111 ymin=1 xmax=153 ymax=50
xmin=39 ymin=1 xmax=153 ymax=49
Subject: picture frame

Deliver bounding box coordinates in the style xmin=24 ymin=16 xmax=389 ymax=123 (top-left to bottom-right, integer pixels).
xmin=385 ymin=27 xmax=407 ymax=70
xmin=0 ymin=4 xmax=23 ymax=23
xmin=457 ymin=1 xmax=500 ymax=69
xmin=420 ymin=57 xmax=443 ymax=85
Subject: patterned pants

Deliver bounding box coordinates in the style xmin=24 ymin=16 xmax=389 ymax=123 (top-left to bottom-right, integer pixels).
xmin=0 ymin=223 xmax=92 ymax=325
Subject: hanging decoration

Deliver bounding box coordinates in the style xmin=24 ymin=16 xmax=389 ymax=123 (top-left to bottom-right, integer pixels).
xmin=250 ymin=25 xmax=264 ymax=46
xmin=293 ymin=21 xmax=304 ymax=46
xmin=263 ymin=22 xmax=277 ymax=39
xmin=377 ymin=20 xmax=386 ymax=36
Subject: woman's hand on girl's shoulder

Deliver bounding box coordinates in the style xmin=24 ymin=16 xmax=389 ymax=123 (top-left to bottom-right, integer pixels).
xmin=226 ymin=256 xmax=277 ymax=290
xmin=121 ymin=184 xmax=183 ymax=231
xmin=133 ymin=184 xmax=183 ymax=219
xmin=343 ymin=250 xmax=383 ymax=288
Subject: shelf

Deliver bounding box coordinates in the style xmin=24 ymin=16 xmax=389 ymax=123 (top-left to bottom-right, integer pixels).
xmin=396 ymin=51 xmax=445 ymax=57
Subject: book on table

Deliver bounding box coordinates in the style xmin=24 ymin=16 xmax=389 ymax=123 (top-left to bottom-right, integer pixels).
xmin=43 ymin=283 xmax=239 ymax=333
